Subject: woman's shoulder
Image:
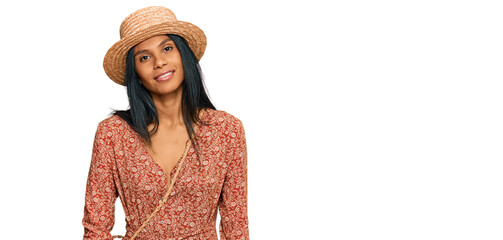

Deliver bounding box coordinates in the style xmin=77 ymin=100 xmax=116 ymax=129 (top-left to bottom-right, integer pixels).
xmin=95 ymin=114 xmax=127 ymax=133
xmin=94 ymin=109 xmax=243 ymax=132
xmin=203 ymin=108 xmax=243 ymax=127
xmin=100 ymin=114 xmax=124 ymax=126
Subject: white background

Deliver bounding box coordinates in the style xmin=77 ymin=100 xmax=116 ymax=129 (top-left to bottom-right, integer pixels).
xmin=0 ymin=0 xmax=502 ymax=239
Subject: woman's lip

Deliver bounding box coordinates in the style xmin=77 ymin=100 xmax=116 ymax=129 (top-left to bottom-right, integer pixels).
xmin=154 ymin=70 xmax=174 ymax=81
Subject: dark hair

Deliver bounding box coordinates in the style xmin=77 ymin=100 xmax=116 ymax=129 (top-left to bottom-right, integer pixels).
xmin=111 ymin=34 xmax=216 ymax=164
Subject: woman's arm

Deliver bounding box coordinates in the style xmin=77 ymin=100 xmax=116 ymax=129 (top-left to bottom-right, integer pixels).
xmin=218 ymin=119 xmax=249 ymax=239
xmin=82 ymin=121 xmax=118 ymax=239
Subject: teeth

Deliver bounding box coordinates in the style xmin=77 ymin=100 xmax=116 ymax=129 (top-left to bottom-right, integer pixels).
xmin=159 ymin=72 xmax=172 ymax=78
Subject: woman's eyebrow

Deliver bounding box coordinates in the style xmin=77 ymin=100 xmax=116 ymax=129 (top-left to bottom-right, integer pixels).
xmin=158 ymin=38 xmax=173 ymax=47
xmin=134 ymin=39 xmax=173 ymax=57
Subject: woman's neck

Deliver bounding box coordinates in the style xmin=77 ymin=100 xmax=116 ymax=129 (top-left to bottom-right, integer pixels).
xmin=151 ymin=87 xmax=185 ymax=128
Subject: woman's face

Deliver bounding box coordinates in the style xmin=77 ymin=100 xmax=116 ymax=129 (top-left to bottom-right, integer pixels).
xmin=133 ymin=35 xmax=184 ymax=97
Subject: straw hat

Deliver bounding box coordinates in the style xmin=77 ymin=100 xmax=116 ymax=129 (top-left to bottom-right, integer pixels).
xmin=103 ymin=6 xmax=206 ymax=85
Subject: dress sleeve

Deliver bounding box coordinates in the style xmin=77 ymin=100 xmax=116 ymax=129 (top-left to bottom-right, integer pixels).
xmin=82 ymin=122 xmax=118 ymax=240
xmin=219 ymin=119 xmax=249 ymax=239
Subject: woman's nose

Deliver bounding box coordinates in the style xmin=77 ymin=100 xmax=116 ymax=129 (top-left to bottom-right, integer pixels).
xmin=154 ymin=56 xmax=167 ymax=69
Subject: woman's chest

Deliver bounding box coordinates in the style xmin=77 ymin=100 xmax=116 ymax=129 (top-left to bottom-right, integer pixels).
xmin=145 ymin=125 xmax=191 ymax=183
xmin=113 ymin=133 xmax=230 ymax=199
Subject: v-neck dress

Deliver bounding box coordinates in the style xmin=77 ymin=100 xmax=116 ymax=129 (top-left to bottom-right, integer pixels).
xmin=82 ymin=108 xmax=249 ymax=240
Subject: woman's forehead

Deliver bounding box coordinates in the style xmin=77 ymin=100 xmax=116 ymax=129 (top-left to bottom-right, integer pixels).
xmin=134 ymin=35 xmax=172 ymax=53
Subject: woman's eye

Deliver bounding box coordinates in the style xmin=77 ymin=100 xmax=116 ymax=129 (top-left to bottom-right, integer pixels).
xmin=164 ymin=46 xmax=173 ymax=52
xmin=139 ymin=56 xmax=150 ymax=62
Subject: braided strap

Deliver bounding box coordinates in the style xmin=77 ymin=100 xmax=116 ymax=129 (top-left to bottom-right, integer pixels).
xmin=113 ymin=138 xmax=193 ymax=239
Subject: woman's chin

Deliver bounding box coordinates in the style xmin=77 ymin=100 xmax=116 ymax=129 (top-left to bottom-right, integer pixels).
xmin=147 ymin=86 xmax=183 ymax=97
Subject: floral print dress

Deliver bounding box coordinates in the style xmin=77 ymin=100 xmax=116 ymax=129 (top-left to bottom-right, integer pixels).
xmin=82 ymin=108 xmax=249 ymax=239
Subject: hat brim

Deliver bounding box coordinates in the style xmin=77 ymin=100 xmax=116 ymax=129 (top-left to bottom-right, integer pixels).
xmin=103 ymin=21 xmax=206 ymax=86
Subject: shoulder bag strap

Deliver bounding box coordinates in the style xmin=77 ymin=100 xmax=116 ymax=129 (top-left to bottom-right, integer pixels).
xmin=113 ymin=138 xmax=193 ymax=239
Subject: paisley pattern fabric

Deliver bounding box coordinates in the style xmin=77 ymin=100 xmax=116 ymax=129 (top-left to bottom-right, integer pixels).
xmin=82 ymin=108 xmax=248 ymax=240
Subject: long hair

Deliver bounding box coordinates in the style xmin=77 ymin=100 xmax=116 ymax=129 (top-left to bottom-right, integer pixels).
xmin=112 ymin=34 xmax=216 ymax=165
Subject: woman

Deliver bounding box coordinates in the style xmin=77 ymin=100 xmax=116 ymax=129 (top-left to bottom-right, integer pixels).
xmin=82 ymin=6 xmax=249 ymax=240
